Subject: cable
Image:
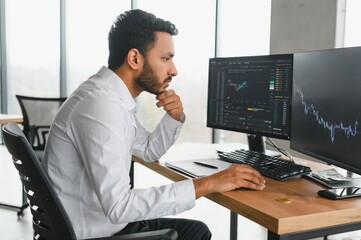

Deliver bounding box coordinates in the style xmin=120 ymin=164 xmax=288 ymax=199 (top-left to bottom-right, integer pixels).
xmin=266 ymin=137 xmax=294 ymax=162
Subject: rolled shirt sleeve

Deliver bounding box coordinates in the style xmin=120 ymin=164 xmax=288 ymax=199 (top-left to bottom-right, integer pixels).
xmin=132 ymin=113 xmax=184 ymax=162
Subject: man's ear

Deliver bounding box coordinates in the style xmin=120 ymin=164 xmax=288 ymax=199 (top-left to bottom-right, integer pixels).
xmin=127 ymin=48 xmax=143 ymax=70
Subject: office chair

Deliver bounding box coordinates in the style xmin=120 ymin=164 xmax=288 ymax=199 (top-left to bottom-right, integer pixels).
xmin=2 ymin=123 xmax=178 ymax=240
xmin=2 ymin=95 xmax=67 ymax=217
xmin=16 ymin=95 xmax=67 ymax=161
xmin=14 ymin=95 xmax=137 ymax=216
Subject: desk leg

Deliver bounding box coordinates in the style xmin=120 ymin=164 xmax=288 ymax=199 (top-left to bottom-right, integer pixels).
xmin=230 ymin=211 xmax=238 ymax=240
xmin=268 ymin=230 xmax=280 ymax=240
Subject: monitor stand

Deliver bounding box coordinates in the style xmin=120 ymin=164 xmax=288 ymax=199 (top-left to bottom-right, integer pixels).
xmin=247 ymin=134 xmax=281 ymax=157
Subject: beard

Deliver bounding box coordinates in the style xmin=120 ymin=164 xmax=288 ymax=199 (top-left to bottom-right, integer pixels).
xmin=136 ymin=59 xmax=170 ymax=95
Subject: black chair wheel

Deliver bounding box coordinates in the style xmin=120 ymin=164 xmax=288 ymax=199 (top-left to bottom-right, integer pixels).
xmin=17 ymin=210 xmax=24 ymax=218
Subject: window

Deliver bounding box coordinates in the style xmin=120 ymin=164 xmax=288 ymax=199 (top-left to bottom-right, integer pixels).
xmin=344 ymin=0 xmax=361 ymax=47
xmin=217 ymin=0 xmax=271 ymax=57
xmin=135 ymin=0 xmax=216 ymax=143
xmin=66 ymin=0 xmax=131 ymax=93
xmin=6 ymin=0 xmax=60 ymax=114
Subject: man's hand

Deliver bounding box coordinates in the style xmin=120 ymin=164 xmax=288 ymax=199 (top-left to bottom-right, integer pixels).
xmin=156 ymin=89 xmax=184 ymax=122
xmin=193 ymin=164 xmax=266 ymax=199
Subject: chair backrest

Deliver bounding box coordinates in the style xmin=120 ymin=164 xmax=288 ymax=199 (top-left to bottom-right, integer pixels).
xmin=2 ymin=123 xmax=77 ymax=240
xmin=16 ymin=95 xmax=67 ymax=150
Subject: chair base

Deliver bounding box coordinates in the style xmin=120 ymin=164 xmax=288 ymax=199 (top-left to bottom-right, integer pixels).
xmin=0 ymin=202 xmax=29 ymax=217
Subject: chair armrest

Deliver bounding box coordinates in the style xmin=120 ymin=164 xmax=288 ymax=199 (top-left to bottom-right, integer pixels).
xmin=86 ymin=228 xmax=178 ymax=240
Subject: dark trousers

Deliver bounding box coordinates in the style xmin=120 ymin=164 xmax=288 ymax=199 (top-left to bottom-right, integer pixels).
xmin=115 ymin=218 xmax=212 ymax=240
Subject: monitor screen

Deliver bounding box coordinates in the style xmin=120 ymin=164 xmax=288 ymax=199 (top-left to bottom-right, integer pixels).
xmin=290 ymin=46 xmax=361 ymax=176
xmin=207 ymin=54 xmax=293 ymax=152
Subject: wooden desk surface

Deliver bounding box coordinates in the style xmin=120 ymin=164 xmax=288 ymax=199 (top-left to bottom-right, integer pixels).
xmin=132 ymin=142 xmax=361 ymax=235
xmin=0 ymin=114 xmax=23 ymax=124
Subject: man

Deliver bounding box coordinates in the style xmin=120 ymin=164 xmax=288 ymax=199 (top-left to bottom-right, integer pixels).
xmin=42 ymin=9 xmax=266 ymax=239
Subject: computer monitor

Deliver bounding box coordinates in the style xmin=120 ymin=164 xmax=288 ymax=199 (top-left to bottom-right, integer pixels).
xmin=207 ymin=54 xmax=293 ymax=153
xmin=290 ymin=46 xmax=361 ymax=176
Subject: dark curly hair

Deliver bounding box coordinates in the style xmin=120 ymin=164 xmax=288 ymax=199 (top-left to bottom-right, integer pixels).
xmin=107 ymin=9 xmax=178 ymax=70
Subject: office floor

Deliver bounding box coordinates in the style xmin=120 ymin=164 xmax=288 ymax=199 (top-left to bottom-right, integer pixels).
xmin=0 ymin=144 xmax=360 ymax=240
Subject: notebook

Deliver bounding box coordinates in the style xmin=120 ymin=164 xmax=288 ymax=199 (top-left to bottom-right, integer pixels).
xmin=165 ymin=158 xmax=231 ymax=178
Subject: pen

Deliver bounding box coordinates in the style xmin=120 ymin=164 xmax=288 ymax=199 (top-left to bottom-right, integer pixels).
xmin=193 ymin=161 xmax=219 ymax=169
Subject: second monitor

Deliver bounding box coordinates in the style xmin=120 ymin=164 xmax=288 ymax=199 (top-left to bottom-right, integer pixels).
xmin=207 ymin=54 xmax=293 ymax=153
xmin=291 ymin=46 xmax=361 ymax=180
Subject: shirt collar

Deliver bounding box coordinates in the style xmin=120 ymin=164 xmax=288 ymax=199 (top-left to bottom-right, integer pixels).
xmin=96 ymin=66 xmax=136 ymax=112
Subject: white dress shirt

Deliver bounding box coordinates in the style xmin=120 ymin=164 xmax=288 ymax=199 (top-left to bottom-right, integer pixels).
xmin=42 ymin=66 xmax=196 ymax=239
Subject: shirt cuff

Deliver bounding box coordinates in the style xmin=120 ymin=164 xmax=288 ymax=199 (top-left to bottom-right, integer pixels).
xmin=178 ymin=112 xmax=186 ymax=123
xmin=164 ymin=112 xmax=186 ymax=125
xmin=174 ymin=179 xmax=196 ymax=212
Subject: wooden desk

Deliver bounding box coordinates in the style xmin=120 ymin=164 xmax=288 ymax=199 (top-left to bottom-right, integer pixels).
xmin=0 ymin=114 xmax=23 ymax=124
xmin=132 ymin=143 xmax=361 ymax=240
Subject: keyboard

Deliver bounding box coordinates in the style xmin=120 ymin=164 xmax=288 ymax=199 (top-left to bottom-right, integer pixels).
xmin=218 ymin=149 xmax=311 ymax=181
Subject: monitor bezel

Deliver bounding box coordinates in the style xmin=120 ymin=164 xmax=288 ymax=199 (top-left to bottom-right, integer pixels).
xmin=290 ymin=46 xmax=361 ymax=176
xmin=206 ymin=53 xmax=294 ymax=141
xmin=290 ymin=143 xmax=361 ymax=176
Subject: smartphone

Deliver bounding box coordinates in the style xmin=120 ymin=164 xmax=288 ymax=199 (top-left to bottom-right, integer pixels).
xmin=317 ymin=187 xmax=361 ymax=200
